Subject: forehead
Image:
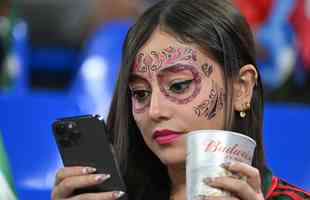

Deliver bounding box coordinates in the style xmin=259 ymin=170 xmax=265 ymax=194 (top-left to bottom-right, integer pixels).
xmin=131 ymin=30 xmax=204 ymax=74
xmin=138 ymin=29 xmax=196 ymax=55
xmin=129 ymin=29 xmax=220 ymax=82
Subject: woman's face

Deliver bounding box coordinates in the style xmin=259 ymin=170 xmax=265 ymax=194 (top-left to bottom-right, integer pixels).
xmin=129 ymin=29 xmax=226 ymax=166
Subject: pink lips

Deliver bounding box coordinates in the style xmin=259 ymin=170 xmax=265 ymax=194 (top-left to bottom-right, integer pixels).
xmin=153 ymin=129 xmax=183 ymax=144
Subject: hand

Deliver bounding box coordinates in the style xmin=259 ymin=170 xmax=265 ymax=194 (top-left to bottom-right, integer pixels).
xmin=203 ymin=162 xmax=264 ymax=200
xmin=51 ymin=166 xmax=125 ymax=200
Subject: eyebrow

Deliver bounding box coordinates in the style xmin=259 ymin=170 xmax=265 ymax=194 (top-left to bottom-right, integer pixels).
xmin=129 ymin=73 xmax=148 ymax=83
xmin=158 ymin=63 xmax=197 ymax=74
xmin=129 ymin=63 xmax=197 ymax=83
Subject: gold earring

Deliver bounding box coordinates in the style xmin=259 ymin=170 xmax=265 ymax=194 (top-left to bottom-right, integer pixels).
xmin=240 ymin=102 xmax=249 ymax=118
xmin=240 ymin=111 xmax=246 ymax=118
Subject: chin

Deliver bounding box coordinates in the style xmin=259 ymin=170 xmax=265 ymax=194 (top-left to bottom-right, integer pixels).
xmin=160 ymin=158 xmax=186 ymax=167
xmin=157 ymin=150 xmax=186 ymax=166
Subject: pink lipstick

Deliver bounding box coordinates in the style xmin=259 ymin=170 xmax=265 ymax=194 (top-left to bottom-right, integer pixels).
xmin=153 ymin=129 xmax=183 ymax=144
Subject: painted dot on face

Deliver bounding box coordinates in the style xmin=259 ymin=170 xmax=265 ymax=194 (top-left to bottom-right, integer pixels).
xmin=201 ymin=63 xmax=214 ymax=78
xmin=157 ymin=64 xmax=202 ymax=105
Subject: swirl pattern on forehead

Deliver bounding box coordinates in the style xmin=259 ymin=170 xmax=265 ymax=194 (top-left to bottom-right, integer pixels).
xmin=131 ymin=46 xmax=202 ymax=114
xmin=132 ymin=46 xmax=198 ymax=73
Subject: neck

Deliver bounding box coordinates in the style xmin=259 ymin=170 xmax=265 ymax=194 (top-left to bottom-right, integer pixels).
xmin=167 ymin=163 xmax=187 ymax=200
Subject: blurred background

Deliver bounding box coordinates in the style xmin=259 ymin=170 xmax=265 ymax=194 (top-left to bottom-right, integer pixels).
xmin=0 ymin=0 xmax=309 ymax=199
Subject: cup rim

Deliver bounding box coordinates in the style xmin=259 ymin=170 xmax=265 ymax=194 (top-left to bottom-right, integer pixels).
xmin=187 ymin=129 xmax=256 ymax=146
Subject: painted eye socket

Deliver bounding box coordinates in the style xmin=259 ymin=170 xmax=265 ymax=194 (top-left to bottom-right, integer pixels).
xmin=131 ymin=90 xmax=151 ymax=103
xmin=168 ymin=80 xmax=193 ymax=94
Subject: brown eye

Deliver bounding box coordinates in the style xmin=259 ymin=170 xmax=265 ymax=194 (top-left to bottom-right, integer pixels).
xmin=169 ymin=80 xmax=193 ymax=94
xmin=131 ymin=90 xmax=150 ymax=103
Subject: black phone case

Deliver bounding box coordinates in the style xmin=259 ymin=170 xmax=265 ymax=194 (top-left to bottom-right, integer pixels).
xmin=52 ymin=115 xmax=127 ymax=199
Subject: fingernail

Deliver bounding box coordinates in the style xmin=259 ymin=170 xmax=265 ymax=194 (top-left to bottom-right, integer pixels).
xmin=83 ymin=167 xmax=96 ymax=174
xmin=203 ymin=177 xmax=215 ymax=185
xmin=196 ymin=195 xmax=211 ymax=200
xmin=95 ymin=174 xmax=111 ymax=182
xmin=220 ymin=162 xmax=231 ymax=169
xmin=113 ymin=191 xmax=125 ymax=199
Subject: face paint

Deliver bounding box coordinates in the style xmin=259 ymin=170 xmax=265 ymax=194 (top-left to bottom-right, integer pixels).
xmin=130 ymin=46 xmax=201 ymax=112
xmin=201 ymin=63 xmax=214 ymax=78
xmin=133 ymin=101 xmax=150 ymax=114
xmin=157 ymin=64 xmax=202 ymax=105
xmin=193 ymin=80 xmax=225 ymax=119
xmin=130 ymin=88 xmax=151 ymax=114
xmin=132 ymin=46 xmax=198 ymax=74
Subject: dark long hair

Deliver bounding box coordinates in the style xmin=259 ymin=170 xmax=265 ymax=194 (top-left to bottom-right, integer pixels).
xmin=107 ymin=0 xmax=265 ymax=199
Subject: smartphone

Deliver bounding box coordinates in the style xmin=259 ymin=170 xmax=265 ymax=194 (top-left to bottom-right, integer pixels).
xmin=52 ymin=114 xmax=127 ymax=199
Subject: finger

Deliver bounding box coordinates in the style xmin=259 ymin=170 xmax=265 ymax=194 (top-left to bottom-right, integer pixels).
xmin=55 ymin=166 xmax=97 ymax=186
xmin=52 ymin=174 xmax=110 ymax=199
xmin=198 ymin=196 xmax=240 ymax=200
xmin=204 ymin=176 xmax=259 ymax=200
xmin=221 ymin=162 xmax=261 ymax=193
xmin=69 ymin=191 xmax=125 ymax=200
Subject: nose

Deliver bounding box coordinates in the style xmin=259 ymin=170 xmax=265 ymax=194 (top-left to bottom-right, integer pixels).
xmin=148 ymin=88 xmax=171 ymax=121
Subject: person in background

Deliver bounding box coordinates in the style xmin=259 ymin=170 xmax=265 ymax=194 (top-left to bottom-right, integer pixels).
xmin=0 ymin=0 xmax=11 ymax=90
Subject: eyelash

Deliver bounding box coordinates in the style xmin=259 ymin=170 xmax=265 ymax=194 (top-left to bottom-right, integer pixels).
xmin=131 ymin=89 xmax=151 ymax=103
xmin=168 ymin=79 xmax=193 ymax=94
xmin=130 ymin=79 xmax=193 ymax=103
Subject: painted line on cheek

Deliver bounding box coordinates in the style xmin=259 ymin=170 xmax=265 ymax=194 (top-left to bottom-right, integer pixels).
xmin=193 ymin=80 xmax=225 ymax=119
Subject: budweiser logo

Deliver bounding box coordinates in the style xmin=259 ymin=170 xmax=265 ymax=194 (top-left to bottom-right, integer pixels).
xmin=203 ymin=140 xmax=252 ymax=162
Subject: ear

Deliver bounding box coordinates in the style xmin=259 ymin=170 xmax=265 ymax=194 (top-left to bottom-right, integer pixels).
xmin=233 ymin=64 xmax=258 ymax=112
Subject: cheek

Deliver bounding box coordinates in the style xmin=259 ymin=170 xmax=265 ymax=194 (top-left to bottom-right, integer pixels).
xmin=132 ymin=100 xmax=149 ymax=114
xmin=189 ymin=79 xmax=226 ymax=129
xmin=133 ymin=112 xmax=144 ymax=128
xmin=132 ymin=111 xmax=151 ymax=137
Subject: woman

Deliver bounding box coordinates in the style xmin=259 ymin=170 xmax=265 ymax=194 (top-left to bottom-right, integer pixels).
xmin=51 ymin=0 xmax=310 ymax=199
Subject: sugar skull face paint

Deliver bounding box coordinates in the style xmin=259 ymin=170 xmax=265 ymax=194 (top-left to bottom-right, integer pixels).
xmin=130 ymin=83 xmax=151 ymax=114
xmin=157 ymin=64 xmax=202 ymax=105
xmin=133 ymin=46 xmax=197 ymax=74
xmin=130 ymin=46 xmax=202 ymax=112
xmin=201 ymin=63 xmax=214 ymax=78
xmin=193 ymin=80 xmax=225 ymax=119
xmin=128 ymin=29 xmax=226 ymax=167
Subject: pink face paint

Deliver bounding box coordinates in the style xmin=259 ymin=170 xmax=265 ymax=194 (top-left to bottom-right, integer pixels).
xmin=157 ymin=64 xmax=202 ymax=105
xmin=131 ymin=88 xmax=151 ymax=114
xmin=133 ymin=101 xmax=150 ymax=114
xmin=193 ymin=80 xmax=225 ymax=119
xmin=130 ymin=46 xmax=201 ymax=112
xmin=132 ymin=46 xmax=198 ymax=74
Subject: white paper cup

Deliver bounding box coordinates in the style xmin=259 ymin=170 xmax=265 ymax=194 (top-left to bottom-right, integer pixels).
xmin=186 ymin=130 xmax=256 ymax=200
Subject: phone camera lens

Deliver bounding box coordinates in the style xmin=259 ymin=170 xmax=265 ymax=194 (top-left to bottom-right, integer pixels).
xmin=67 ymin=121 xmax=77 ymax=130
xmin=55 ymin=121 xmax=80 ymax=147
xmin=55 ymin=122 xmax=67 ymax=135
